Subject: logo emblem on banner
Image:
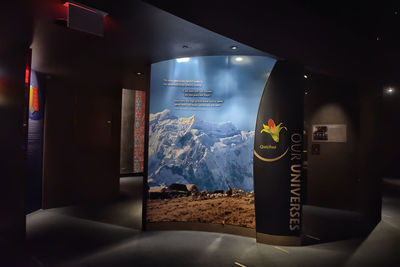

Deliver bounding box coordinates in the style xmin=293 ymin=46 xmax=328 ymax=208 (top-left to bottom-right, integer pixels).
xmin=261 ymin=118 xmax=287 ymax=142
xmin=254 ymin=118 xmax=289 ymax=162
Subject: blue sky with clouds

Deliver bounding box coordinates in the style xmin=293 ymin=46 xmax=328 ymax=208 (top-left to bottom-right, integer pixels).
xmin=150 ymin=55 xmax=276 ymax=131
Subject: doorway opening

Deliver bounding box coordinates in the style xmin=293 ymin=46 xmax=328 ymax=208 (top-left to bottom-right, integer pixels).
xmin=119 ymin=88 xmax=146 ymax=229
xmin=120 ymin=89 xmax=145 ymax=176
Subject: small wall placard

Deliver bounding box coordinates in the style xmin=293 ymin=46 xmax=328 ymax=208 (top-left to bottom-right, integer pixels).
xmin=312 ymin=124 xmax=347 ymax=143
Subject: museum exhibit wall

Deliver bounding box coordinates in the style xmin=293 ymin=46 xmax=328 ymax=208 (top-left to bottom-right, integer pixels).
xmin=147 ymin=55 xmax=277 ymax=230
xmin=305 ymin=73 xmax=381 ymax=227
xmin=0 ymin=0 xmax=32 ymax=256
xmin=146 ymin=56 xmax=305 ymax=244
xmin=147 ymin=56 xmax=275 ymax=228
xmin=146 ymin=54 xmax=382 ymax=242
xmin=32 ymin=0 xmax=123 ymax=208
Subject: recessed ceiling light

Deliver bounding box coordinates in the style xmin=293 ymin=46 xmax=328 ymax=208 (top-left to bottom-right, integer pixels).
xmin=304 ymin=75 xmax=308 ymax=79
xmin=235 ymin=57 xmax=243 ymax=62
xmin=176 ymin=57 xmax=190 ymax=63
xmin=136 ymin=72 xmax=142 ymax=75
xmin=231 ymin=46 xmax=238 ymax=50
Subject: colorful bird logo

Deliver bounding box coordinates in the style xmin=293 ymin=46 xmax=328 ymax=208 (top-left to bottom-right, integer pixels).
xmin=261 ymin=118 xmax=287 ymax=142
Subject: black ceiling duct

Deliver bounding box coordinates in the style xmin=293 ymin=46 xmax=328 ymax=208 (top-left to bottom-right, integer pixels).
xmin=65 ymin=1 xmax=107 ymax=37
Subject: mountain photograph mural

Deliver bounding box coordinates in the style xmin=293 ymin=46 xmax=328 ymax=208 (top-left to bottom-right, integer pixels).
xmin=146 ymin=56 xmax=276 ymax=228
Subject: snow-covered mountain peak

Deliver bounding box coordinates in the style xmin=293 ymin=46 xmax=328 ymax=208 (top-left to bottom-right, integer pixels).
xmin=148 ymin=110 xmax=255 ymax=191
xmin=150 ymin=109 xmax=177 ymax=122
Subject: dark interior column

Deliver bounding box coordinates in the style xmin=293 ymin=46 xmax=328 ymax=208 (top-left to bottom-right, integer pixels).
xmin=0 ymin=0 xmax=32 ymax=261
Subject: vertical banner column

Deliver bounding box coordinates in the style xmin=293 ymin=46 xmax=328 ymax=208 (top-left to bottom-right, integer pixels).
xmin=134 ymin=90 xmax=146 ymax=173
xmin=27 ymin=70 xmax=46 ymax=213
xmin=253 ymin=60 xmax=304 ymax=245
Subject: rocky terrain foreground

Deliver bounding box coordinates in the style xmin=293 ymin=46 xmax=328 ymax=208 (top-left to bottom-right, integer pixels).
xmin=147 ymin=184 xmax=255 ymax=228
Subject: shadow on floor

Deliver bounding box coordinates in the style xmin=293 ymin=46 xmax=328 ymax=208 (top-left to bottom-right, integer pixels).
xmin=302 ymin=205 xmax=370 ymax=245
xmin=44 ymin=176 xmax=144 ymax=230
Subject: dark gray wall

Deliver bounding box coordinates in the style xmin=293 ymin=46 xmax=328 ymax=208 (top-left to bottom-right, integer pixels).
xmin=0 ymin=50 xmax=28 ymax=255
xmin=32 ymin=0 xmax=124 ymax=208
xmin=305 ymin=73 xmax=381 ymax=226
xmin=306 ymin=90 xmax=359 ymax=210
xmin=42 ymin=77 xmax=122 ymax=208
xmin=382 ymin=92 xmax=400 ymax=178
xmin=357 ymin=91 xmax=382 ymax=227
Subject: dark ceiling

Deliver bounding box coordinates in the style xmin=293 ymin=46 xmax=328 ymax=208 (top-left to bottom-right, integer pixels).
xmin=33 ymin=0 xmax=400 ymax=88
xmin=143 ymin=0 xmax=400 ymax=88
xmin=32 ymin=0 xmax=271 ymax=77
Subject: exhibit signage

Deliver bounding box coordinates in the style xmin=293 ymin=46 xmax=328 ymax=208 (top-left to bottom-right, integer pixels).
xmin=312 ymin=124 xmax=347 ymax=143
xmin=253 ymin=61 xmax=304 ymax=243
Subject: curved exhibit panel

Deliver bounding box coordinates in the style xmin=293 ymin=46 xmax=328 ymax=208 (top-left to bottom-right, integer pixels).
xmin=147 ymin=55 xmax=276 ymax=231
xmin=253 ymin=61 xmax=304 ymax=245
